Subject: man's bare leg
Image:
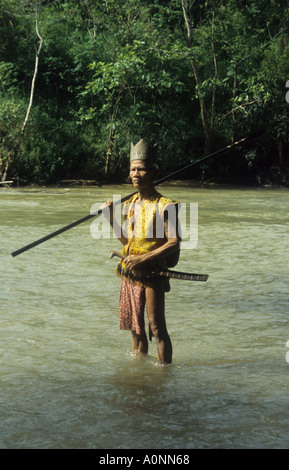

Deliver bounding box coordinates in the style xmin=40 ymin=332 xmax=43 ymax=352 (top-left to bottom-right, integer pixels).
xmin=131 ymin=330 xmax=148 ymax=356
xmin=145 ymin=284 xmax=172 ymax=364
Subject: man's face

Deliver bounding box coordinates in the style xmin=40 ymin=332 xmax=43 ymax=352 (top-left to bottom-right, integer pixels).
xmin=129 ymin=160 xmax=153 ymax=190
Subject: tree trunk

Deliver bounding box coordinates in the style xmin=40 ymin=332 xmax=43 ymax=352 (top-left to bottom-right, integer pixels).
xmin=104 ymin=84 xmax=124 ymax=178
xmin=211 ymin=11 xmax=218 ymax=131
xmin=1 ymin=1 xmax=43 ymax=182
xmin=105 ymin=125 xmax=114 ymax=177
xmin=181 ymin=0 xmax=212 ymax=155
xmin=278 ymin=138 xmax=284 ymax=172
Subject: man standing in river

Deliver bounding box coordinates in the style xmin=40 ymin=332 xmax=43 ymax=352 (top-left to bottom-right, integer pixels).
xmin=101 ymin=139 xmax=180 ymax=364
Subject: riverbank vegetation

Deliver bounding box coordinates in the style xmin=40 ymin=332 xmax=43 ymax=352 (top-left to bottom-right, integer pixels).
xmin=1 ymin=0 xmax=289 ymax=186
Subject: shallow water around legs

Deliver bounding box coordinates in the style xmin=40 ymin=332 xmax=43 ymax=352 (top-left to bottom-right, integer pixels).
xmin=1 ymin=184 xmax=289 ymax=449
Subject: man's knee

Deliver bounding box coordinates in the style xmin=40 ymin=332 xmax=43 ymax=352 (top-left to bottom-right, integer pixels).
xmin=149 ymin=321 xmax=165 ymax=340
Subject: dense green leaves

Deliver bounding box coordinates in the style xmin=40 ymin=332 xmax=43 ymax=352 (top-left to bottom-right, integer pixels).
xmin=0 ymin=0 xmax=289 ymax=185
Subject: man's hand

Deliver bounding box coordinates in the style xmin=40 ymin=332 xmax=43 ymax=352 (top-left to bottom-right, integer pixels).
xmin=100 ymin=200 xmax=113 ymax=224
xmin=124 ymin=254 xmax=146 ymax=270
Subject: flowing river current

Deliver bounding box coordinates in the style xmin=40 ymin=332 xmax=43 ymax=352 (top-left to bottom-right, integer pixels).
xmin=1 ymin=183 xmax=289 ymax=449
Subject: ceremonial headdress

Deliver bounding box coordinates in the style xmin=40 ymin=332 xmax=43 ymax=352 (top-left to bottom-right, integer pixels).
xmin=130 ymin=139 xmax=158 ymax=169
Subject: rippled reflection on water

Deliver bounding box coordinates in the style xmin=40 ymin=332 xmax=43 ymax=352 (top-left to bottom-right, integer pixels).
xmin=1 ymin=185 xmax=289 ymax=449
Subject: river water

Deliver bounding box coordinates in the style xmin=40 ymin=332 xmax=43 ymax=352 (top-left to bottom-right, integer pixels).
xmin=0 ymin=183 xmax=289 ymax=449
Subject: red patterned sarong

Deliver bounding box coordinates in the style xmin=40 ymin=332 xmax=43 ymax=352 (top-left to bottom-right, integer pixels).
xmin=119 ymin=279 xmax=146 ymax=335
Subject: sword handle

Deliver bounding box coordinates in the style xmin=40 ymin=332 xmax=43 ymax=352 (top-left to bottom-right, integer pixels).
xmin=110 ymin=249 xmax=126 ymax=260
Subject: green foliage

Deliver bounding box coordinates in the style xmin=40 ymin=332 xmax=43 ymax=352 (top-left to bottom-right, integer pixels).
xmin=0 ymin=62 xmax=18 ymax=95
xmin=0 ymin=0 xmax=289 ymax=184
xmin=12 ymin=103 xmax=101 ymax=183
xmin=0 ymin=96 xmax=25 ymax=176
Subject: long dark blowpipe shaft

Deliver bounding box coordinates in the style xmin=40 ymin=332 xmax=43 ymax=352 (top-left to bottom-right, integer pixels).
xmin=11 ymin=131 xmax=262 ymax=257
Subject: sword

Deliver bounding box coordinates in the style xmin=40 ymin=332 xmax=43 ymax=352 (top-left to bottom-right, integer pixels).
xmin=109 ymin=250 xmax=208 ymax=282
